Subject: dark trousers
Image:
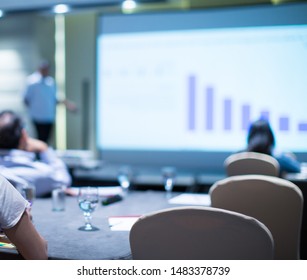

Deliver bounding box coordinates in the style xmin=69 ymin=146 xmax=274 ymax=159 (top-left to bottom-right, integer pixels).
xmin=33 ymin=121 xmax=54 ymax=144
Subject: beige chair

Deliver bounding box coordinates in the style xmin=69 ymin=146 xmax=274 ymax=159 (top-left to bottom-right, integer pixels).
xmin=129 ymin=206 xmax=274 ymax=260
xmin=224 ymin=152 xmax=280 ymax=177
xmin=210 ymin=174 xmax=303 ymax=259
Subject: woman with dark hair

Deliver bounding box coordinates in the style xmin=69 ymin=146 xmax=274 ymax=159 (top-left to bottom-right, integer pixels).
xmin=247 ymin=119 xmax=275 ymax=155
xmin=247 ymin=119 xmax=301 ymax=175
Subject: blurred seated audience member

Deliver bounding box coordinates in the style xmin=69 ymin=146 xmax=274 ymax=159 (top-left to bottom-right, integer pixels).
xmin=246 ymin=118 xmax=301 ymax=176
xmin=0 ymin=174 xmax=48 ymax=259
xmin=0 ymin=110 xmax=71 ymax=197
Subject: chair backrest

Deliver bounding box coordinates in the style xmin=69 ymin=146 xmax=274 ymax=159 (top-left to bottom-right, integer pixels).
xmin=129 ymin=206 xmax=274 ymax=260
xmin=224 ymin=152 xmax=280 ymax=177
xmin=210 ymin=175 xmax=303 ymax=259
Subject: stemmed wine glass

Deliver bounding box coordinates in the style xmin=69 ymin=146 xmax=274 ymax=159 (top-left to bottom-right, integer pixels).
xmin=77 ymin=187 xmax=99 ymax=231
xmin=161 ymin=166 xmax=176 ymax=199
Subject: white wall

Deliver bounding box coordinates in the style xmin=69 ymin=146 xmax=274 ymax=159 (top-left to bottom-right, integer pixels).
xmin=0 ymin=12 xmax=96 ymax=151
xmin=0 ymin=14 xmax=55 ymax=138
xmin=65 ymin=12 xmax=96 ymax=152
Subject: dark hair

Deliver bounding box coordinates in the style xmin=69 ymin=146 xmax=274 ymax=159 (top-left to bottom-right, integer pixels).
xmin=0 ymin=110 xmax=24 ymax=149
xmin=247 ymin=119 xmax=275 ymax=155
xmin=38 ymin=59 xmax=50 ymax=70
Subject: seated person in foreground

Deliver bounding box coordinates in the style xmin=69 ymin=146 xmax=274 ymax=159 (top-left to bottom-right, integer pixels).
xmin=246 ymin=118 xmax=301 ymax=175
xmin=0 ymin=110 xmax=71 ymax=197
xmin=0 ymin=174 xmax=47 ymax=259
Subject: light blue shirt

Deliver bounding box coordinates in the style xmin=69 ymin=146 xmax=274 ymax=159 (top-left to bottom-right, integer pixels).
xmin=273 ymin=151 xmax=301 ymax=175
xmin=0 ymin=148 xmax=71 ymax=197
xmin=23 ymin=72 xmax=57 ymax=123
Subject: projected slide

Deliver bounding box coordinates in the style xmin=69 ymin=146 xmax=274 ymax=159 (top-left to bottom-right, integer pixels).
xmin=97 ymin=25 xmax=307 ymax=152
xmin=186 ymin=78 xmax=307 ymax=133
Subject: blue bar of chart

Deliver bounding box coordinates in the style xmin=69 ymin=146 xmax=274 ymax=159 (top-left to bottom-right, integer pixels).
xmin=224 ymin=99 xmax=232 ymax=130
xmin=187 ymin=76 xmax=307 ymax=134
xmin=260 ymin=111 xmax=270 ymax=122
xmin=242 ymin=105 xmax=251 ymax=130
xmin=187 ymin=75 xmax=196 ymax=131
xmin=205 ymin=87 xmax=214 ymax=131
xmin=279 ymin=117 xmax=289 ymax=131
xmin=298 ymin=123 xmax=307 ymax=131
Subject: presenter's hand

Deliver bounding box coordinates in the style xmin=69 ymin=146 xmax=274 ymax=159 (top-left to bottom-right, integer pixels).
xmin=63 ymin=99 xmax=78 ymax=113
xmin=26 ymin=138 xmax=48 ymax=153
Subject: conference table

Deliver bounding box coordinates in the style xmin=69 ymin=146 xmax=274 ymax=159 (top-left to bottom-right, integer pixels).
xmin=0 ymin=189 xmax=209 ymax=260
xmin=1 ymin=171 xmax=306 ymax=260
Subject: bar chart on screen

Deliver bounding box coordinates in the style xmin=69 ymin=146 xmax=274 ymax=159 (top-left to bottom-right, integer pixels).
xmin=97 ymin=23 xmax=307 ymax=152
xmin=186 ymin=75 xmax=307 ymax=134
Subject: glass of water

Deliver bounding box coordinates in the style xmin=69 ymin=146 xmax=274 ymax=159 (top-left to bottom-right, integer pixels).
xmin=117 ymin=165 xmax=132 ymax=195
xmin=17 ymin=182 xmax=36 ymax=207
xmin=77 ymin=187 xmax=99 ymax=231
xmin=162 ymin=166 xmax=176 ymax=199
xmin=52 ymin=184 xmax=66 ymax=211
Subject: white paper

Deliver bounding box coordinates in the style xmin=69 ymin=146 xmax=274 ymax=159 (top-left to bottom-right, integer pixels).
xmin=108 ymin=216 xmax=140 ymax=231
xmin=168 ymin=193 xmax=211 ymax=206
xmin=66 ymin=186 xmax=123 ymax=197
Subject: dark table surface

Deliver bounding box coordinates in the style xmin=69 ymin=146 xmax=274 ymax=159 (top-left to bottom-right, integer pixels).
xmin=1 ymin=169 xmax=307 ymax=260
xmin=1 ymin=190 xmax=192 ymax=260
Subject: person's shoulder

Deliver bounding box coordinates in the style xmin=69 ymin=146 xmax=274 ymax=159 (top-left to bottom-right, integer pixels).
xmin=273 ymin=150 xmax=301 ymax=173
xmin=26 ymin=72 xmax=41 ymax=84
xmin=45 ymin=76 xmax=56 ymax=86
xmin=0 ymin=174 xmax=16 ymax=197
xmin=0 ymin=174 xmax=9 ymax=188
xmin=273 ymin=151 xmax=290 ymax=163
xmin=1 ymin=149 xmax=36 ymax=161
xmin=273 ymin=150 xmax=295 ymax=160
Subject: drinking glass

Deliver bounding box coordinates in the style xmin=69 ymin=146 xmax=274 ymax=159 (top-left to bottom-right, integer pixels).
xmin=162 ymin=166 xmax=176 ymax=199
xmin=17 ymin=182 xmax=36 ymax=207
xmin=77 ymin=187 xmax=99 ymax=231
xmin=117 ymin=165 xmax=132 ymax=195
xmin=52 ymin=184 xmax=66 ymax=212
